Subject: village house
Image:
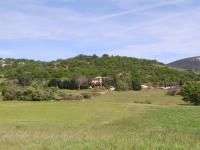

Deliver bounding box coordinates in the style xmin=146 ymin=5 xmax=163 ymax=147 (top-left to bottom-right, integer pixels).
xmin=0 ymin=60 xmax=8 ymax=67
xmin=91 ymin=76 xmax=106 ymax=87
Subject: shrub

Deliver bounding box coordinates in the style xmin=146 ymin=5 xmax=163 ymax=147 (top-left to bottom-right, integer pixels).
xmin=180 ymin=82 xmax=200 ymax=105
xmin=115 ymin=72 xmax=132 ymax=91
xmin=2 ymin=87 xmax=17 ymax=100
xmin=134 ymin=100 xmax=151 ymax=104
xmin=167 ymin=85 xmax=180 ymax=96
xmin=2 ymin=87 xmax=54 ymax=101
xmin=75 ymin=76 xmax=89 ymax=90
xmin=16 ymin=89 xmax=54 ymax=101
xmin=104 ymin=77 xmax=115 ymax=88
xmin=58 ymin=93 xmax=83 ymax=100
xmin=16 ymin=89 xmax=33 ymax=101
xmin=115 ymin=80 xmax=129 ymax=91
xmin=91 ymin=91 xmax=104 ymax=97
xmin=144 ymin=100 xmax=152 ymax=104
xmin=132 ymin=80 xmax=142 ymax=91
xmin=48 ymin=79 xmax=78 ymax=90
xmin=81 ymin=93 xmax=93 ymax=99
xmin=18 ymin=73 xmax=32 ymax=86
xmin=48 ymin=79 xmax=60 ymax=87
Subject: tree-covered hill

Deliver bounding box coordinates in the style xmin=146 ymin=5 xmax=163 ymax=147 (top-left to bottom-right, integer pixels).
xmin=0 ymin=55 xmax=199 ymax=83
xmin=0 ymin=55 xmax=199 ymax=85
xmin=168 ymin=56 xmax=200 ymax=73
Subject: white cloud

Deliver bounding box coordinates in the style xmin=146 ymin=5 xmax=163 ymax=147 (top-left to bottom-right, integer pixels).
xmin=0 ymin=50 xmax=13 ymax=56
xmin=0 ymin=0 xmax=199 ymax=61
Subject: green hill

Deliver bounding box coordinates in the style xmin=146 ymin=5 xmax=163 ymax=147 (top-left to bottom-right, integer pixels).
xmin=0 ymin=55 xmax=199 ymax=85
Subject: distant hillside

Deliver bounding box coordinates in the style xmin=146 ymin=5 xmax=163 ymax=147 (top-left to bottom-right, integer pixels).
xmin=0 ymin=55 xmax=199 ymax=85
xmin=168 ymin=56 xmax=200 ymax=72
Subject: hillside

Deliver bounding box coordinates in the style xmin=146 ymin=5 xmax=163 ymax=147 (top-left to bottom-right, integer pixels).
xmin=0 ymin=55 xmax=199 ymax=85
xmin=168 ymin=56 xmax=200 ymax=72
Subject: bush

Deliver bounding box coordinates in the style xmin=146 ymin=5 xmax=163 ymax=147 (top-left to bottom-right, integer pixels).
xmin=76 ymin=76 xmax=89 ymax=90
xmin=16 ymin=89 xmax=54 ymax=101
xmin=48 ymin=79 xmax=78 ymax=90
xmin=115 ymin=80 xmax=129 ymax=91
xmin=180 ymin=82 xmax=200 ymax=105
xmin=18 ymin=74 xmax=32 ymax=86
xmin=104 ymin=77 xmax=115 ymax=88
xmin=57 ymin=93 xmax=83 ymax=100
xmin=81 ymin=93 xmax=93 ymax=99
xmin=167 ymin=85 xmax=180 ymax=96
xmin=134 ymin=100 xmax=151 ymax=104
xmin=2 ymin=87 xmax=54 ymax=101
xmin=132 ymin=80 xmax=142 ymax=91
xmin=2 ymin=87 xmax=17 ymax=100
xmin=48 ymin=79 xmax=62 ymax=88
xmin=115 ymin=72 xmax=132 ymax=91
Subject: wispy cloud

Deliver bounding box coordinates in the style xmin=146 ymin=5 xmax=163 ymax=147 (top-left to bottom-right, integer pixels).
xmin=93 ymin=0 xmax=186 ymax=21
xmin=0 ymin=0 xmax=199 ymax=62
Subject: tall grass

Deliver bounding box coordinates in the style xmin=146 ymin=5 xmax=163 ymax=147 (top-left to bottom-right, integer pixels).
xmin=0 ymin=90 xmax=199 ymax=149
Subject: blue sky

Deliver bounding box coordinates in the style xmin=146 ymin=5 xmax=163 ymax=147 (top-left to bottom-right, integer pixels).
xmin=0 ymin=0 xmax=200 ymax=63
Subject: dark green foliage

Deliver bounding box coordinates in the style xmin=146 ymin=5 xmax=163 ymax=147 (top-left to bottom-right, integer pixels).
xmin=48 ymin=79 xmax=78 ymax=89
xmin=75 ymin=76 xmax=89 ymax=90
xmin=2 ymin=87 xmax=54 ymax=101
xmin=167 ymin=85 xmax=180 ymax=96
xmin=132 ymin=80 xmax=142 ymax=91
xmin=56 ymin=93 xmax=83 ymax=101
xmin=48 ymin=79 xmax=60 ymax=87
xmin=81 ymin=93 xmax=93 ymax=99
xmin=0 ymin=55 xmax=199 ymax=89
xmin=115 ymin=73 xmax=132 ymax=91
xmin=48 ymin=77 xmax=89 ymax=90
xmin=104 ymin=77 xmax=115 ymax=88
xmin=2 ymin=87 xmax=17 ymax=101
xmin=179 ymin=79 xmax=184 ymax=87
xmin=18 ymin=73 xmax=32 ymax=86
xmin=180 ymin=82 xmax=200 ymax=105
xmin=60 ymin=79 xmax=78 ymax=89
xmin=16 ymin=89 xmax=53 ymax=101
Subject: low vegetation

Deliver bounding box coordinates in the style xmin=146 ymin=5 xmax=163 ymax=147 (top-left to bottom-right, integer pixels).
xmin=0 ymin=90 xmax=199 ymax=150
xmin=0 ymin=55 xmax=199 ymax=149
xmin=1 ymin=55 xmax=199 ymax=85
xmin=181 ymin=81 xmax=200 ymax=105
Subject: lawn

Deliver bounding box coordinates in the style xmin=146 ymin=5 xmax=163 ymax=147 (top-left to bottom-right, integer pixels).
xmin=0 ymin=89 xmax=199 ymax=150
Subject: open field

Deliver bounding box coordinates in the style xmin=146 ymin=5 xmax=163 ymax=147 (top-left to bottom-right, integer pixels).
xmin=0 ymin=90 xmax=200 ymax=150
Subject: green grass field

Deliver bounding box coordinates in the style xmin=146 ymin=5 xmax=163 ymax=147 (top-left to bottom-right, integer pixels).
xmin=0 ymin=89 xmax=200 ymax=150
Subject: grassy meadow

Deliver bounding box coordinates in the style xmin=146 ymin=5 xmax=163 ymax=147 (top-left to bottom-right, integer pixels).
xmin=0 ymin=89 xmax=200 ymax=150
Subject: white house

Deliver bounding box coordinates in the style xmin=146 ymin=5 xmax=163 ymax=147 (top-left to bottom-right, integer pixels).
xmin=91 ymin=77 xmax=106 ymax=86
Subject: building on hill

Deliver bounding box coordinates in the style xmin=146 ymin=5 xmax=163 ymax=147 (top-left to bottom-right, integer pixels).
xmin=91 ymin=77 xmax=106 ymax=87
xmin=18 ymin=62 xmax=25 ymax=65
xmin=0 ymin=60 xmax=9 ymax=67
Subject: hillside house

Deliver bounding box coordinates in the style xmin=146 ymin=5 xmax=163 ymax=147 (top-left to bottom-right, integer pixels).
xmin=91 ymin=77 xmax=106 ymax=86
xmin=0 ymin=60 xmax=9 ymax=67
xmin=18 ymin=62 xmax=25 ymax=65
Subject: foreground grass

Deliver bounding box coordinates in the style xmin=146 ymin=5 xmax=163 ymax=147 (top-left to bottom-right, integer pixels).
xmin=0 ymin=90 xmax=199 ymax=150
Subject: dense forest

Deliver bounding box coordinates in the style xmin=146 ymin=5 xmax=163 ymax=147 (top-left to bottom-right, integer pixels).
xmin=0 ymin=54 xmax=199 ymax=84
xmin=0 ymin=55 xmax=199 ymax=101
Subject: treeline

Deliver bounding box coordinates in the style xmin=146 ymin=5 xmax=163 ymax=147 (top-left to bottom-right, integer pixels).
xmin=47 ymin=73 xmax=142 ymax=91
xmin=0 ymin=55 xmax=199 ymax=86
xmin=0 ymin=54 xmax=199 ymax=101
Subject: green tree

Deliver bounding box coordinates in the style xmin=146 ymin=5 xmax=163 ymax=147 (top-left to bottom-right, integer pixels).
xmin=180 ymin=82 xmax=200 ymax=105
xmin=115 ymin=72 xmax=132 ymax=91
xmin=132 ymin=79 xmax=142 ymax=91
xmin=18 ymin=73 xmax=32 ymax=86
